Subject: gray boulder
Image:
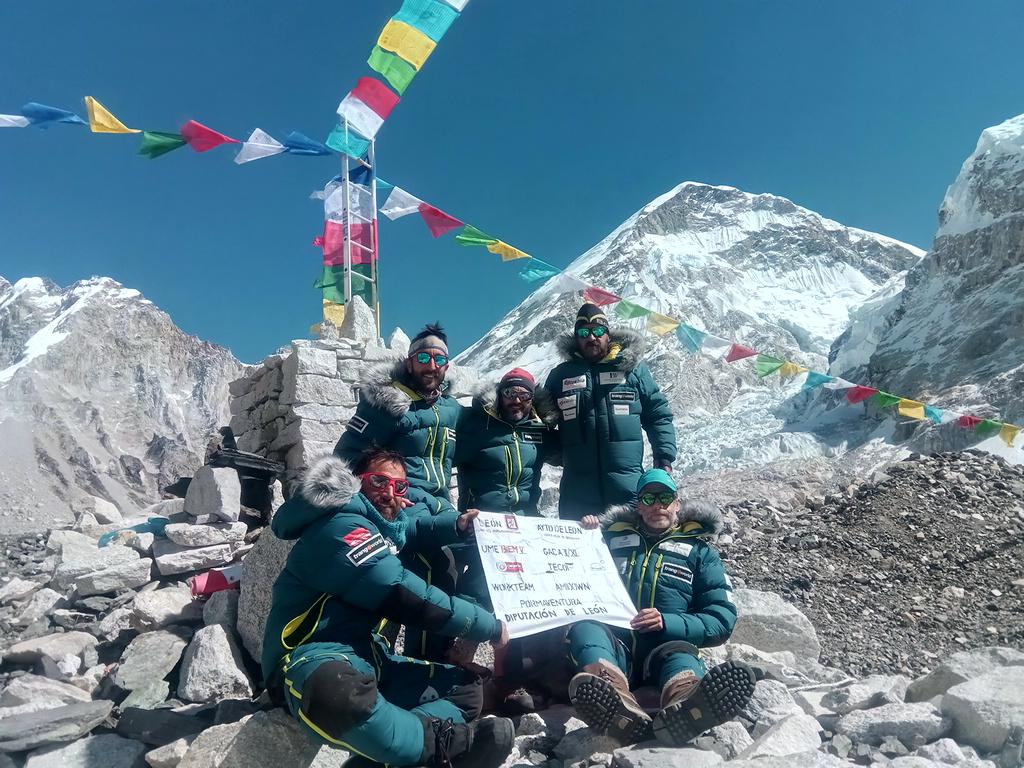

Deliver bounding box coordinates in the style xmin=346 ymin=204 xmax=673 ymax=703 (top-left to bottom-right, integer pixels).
xmin=0 ymin=675 xmax=92 ymax=707
xmin=820 ymin=674 xmax=909 ymax=714
xmin=835 ymin=702 xmax=950 ymax=746
xmin=237 ymin=525 xmax=294 ymax=658
xmin=24 ymin=733 xmax=145 ymax=768
xmin=736 ymin=713 xmax=822 ymax=759
xmin=80 ymin=495 xmax=124 ymax=525
xmin=693 ymin=721 xmax=754 ymax=760
xmin=907 ymin=647 xmax=1024 ymax=702
xmin=3 ymin=631 xmax=98 ymax=664
xmin=0 ymin=700 xmax=114 ymax=752
xmin=217 ymin=709 xmax=334 ymax=768
xmin=719 ymin=753 xmax=852 ymax=768
xmin=132 ymin=586 xmax=203 ymax=630
xmin=76 ymin=557 xmax=153 ymax=596
xmin=145 ymin=737 xmax=193 ymax=768
xmin=177 ymin=720 xmax=247 ymax=768
xmin=184 ymin=466 xmax=241 ymax=522
xmin=152 ymin=540 xmax=233 ymax=577
xmin=114 ymin=628 xmax=191 ymax=692
xmin=16 ymin=588 xmax=66 ymax=626
xmin=0 ymin=576 xmax=40 ymax=604
xmin=165 ymin=522 xmax=247 ymax=548
xmin=177 ymin=624 xmax=254 ymax=703
xmin=941 ymin=666 xmax=1024 ymax=753
xmin=203 ymin=589 xmax=240 ymax=628
xmin=741 ymin=680 xmax=805 ymax=735
xmin=50 ymin=534 xmax=139 ymax=591
xmin=553 ymin=726 xmax=621 ymax=762
xmin=610 ymin=744 xmax=724 ymax=768
xmin=730 ymin=590 xmax=821 ymax=663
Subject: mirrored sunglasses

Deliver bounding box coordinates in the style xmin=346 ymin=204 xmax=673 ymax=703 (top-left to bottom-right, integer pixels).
xmin=576 ymin=325 xmax=608 ymax=339
xmin=414 ymin=352 xmax=449 ymax=367
xmin=360 ymin=473 xmax=410 ymax=496
xmin=639 ymin=491 xmax=676 ymax=507
xmin=500 ymin=387 xmax=534 ymax=402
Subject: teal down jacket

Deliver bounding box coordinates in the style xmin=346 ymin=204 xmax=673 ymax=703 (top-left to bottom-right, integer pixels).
xmin=260 ymin=455 xmax=499 ymax=683
xmin=454 ymin=387 xmax=559 ymax=515
xmin=543 ymin=329 xmax=677 ymax=520
xmin=335 ymin=361 xmax=463 ymax=512
xmin=600 ymin=500 xmax=735 ymax=662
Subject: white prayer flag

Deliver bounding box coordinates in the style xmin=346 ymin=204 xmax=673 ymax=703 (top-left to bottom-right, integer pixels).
xmin=550 ymin=273 xmax=588 ymax=295
xmin=0 ymin=114 xmax=30 ymax=128
xmin=700 ymin=335 xmax=733 ymax=359
xmin=379 ymin=187 xmax=424 ymax=220
xmin=441 ymin=0 xmax=470 ymax=10
xmin=337 ymin=96 xmax=384 ymax=140
xmin=822 ymin=377 xmax=856 ymax=390
xmin=234 ymin=128 xmax=286 ymax=164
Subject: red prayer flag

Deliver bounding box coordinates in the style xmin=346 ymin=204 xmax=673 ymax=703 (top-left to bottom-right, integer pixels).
xmin=583 ymin=286 xmax=622 ymax=306
xmin=312 ymin=235 xmax=325 ymax=247
xmin=181 ymin=120 xmax=240 ymax=152
xmin=957 ymin=415 xmax=983 ymax=429
xmin=351 ymin=76 xmax=400 ymax=119
xmin=725 ymin=344 xmax=758 ymax=363
xmin=846 ymin=385 xmax=880 ymax=404
xmin=418 ymin=203 xmax=463 ymax=238
xmin=321 ymin=221 xmax=377 ymax=266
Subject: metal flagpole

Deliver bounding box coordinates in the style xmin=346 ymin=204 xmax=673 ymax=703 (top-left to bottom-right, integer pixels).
xmin=367 ymin=138 xmax=380 ymax=337
xmin=341 ymin=121 xmax=353 ymax=305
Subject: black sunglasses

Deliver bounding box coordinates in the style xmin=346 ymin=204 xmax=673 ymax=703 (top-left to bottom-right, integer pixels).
xmin=576 ymin=326 xmax=608 ymax=339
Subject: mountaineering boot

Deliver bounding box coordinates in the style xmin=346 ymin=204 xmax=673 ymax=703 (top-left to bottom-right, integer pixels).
xmin=653 ymin=661 xmax=757 ymax=747
xmin=568 ymin=659 xmax=653 ymax=744
xmin=419 ymin=716 xmax=515 ymax=768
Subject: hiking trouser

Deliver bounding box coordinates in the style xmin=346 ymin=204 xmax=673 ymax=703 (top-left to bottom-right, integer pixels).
xmin=566 ymin=620 xmax=707 ymax=689
xmin=402 ymin=548 xmax=457 ymax=662
xmin=278 ymin=640 xmax=482 ymax=766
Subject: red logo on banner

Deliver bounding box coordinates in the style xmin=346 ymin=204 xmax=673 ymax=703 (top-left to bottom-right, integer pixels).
xmin=504 ymin=515 xmax=519 ymax=530
xmin=497 ymin=561 xmax=524 ymax=573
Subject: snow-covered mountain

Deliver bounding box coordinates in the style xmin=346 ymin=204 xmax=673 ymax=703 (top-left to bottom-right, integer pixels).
xmin=457 ymin=182 xmax=925 ymax=504
xmin=0 ymin=276 xmax=244 ymax=533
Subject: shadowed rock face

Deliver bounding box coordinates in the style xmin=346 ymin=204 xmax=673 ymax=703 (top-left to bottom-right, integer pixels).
xmin=0 ymin=276 xmax=244 ymax=533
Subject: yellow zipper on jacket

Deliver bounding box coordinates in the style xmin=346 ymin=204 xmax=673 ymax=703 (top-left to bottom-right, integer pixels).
xmin=437 ymin=408 xmax=449 ymax=491
xmin=511 ymin=433 xmax=524 ymax=507
xmin=649 ymin=554 xmax=665 ymax=606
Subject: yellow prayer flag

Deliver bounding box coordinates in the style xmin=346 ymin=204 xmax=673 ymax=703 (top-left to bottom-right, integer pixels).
xmin=84 ymin=96 xmax=140 ymax=134
xmin=897 ymin=399 xmax=926 ymax=420
xmin=647 ymin=312 xmax=680 ymax=336
xmin=778 ymin=361 xmax=809 ymax=380
xmin=378 ymin=19 xmax=437 ymax=70
xmin=1000 ymin=423 xmax=1021 ymax=447
xmin=323 ymin=300 xmax=346 ymax=327
xmin=486 ymin=240 xmax=531 ymax=261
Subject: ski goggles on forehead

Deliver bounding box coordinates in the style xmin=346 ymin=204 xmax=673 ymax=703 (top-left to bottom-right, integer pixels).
xmin=413 ymin=351 xmax=449 ymax=366
xmin=500 ymin=387 xmax=533 ymax=401
xmin=360 ymin=473 xmax=410 ymax=496
xmin=639 ymin=491 xmax=676 ymax=506
xmin=576 ymin=325 xmax=608 ymax=339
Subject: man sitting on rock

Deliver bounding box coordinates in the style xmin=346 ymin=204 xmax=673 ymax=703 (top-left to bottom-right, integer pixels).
xmin=261 ymin=446 xmax=514 ymax=768
xmin=571 ymin=469 xmax=755 ymax=746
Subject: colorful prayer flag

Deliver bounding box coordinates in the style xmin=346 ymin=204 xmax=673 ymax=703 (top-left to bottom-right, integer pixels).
xmin=846 ymin=386 xmax=879 ymax=404
xmin=725 ymin=344 xmax=758 ymax=363
xmin=368 ymin=46 xmax=418 ymax=95
xmin=778 ymin=361 xmax=809 ymax=380
xmin=380 ymin=186 xmax=424 ymax=219
xmin=20 ymin=102 xmax=87 ymax=128
xmin=316 ymin=264 xmax=372 ymax=305
xmin=323 ymin=300 xmax=346 ymax=327
xmin=518 ymin=260 xmax=560 ymax=284
xmin=822 ymin=378 xmax=855 ymax=390
xmin=419 ymin=204 xmax=463 ymax=238
xmin=975 ymin=419 xmax=1003 ymax=439
xmin=897 ymin=399 xmax=926 ymax=420
xmin=487 ymin=241 xmax=531 ymax=261
xmin=138 ymin=131 xmax=186 ymax=159
xmin=338 ymin=77 xmax=401 ymax=140
xmin=0 ymin=114 xmax=30 ymax=128
xmin=676 ymin=324 xmax=706 ymax=354
xmin=181 ymin=120 xmax=240 ymax=152
xmin=925 ymin=405 xmax=944 ymax=424
xmin=957 ymin=415 xmax=983 ymax=429
xmin=83 ymin=96 xmax=139 ymax=134
xmin=701 ymin=335 xmax=734 ymax=359
xmin=440 ymin=0 xmax=470 ymax=10
xmin=583 ymin=286 xmax=621 ymax=307
xmin=872 ymin=392 xmax=902 ymax=409
xmin=755 ymin=355 xmax=785 ymax=378
xmin=803 ymin=371 xmax=834 ymax=390
xmin=394 ymin=0 xmax=460 ymax=42
xmin=551 ymin=273 xmax=588 ymax=295
xmin=325 ymin=124 xmax=371 ymax=159
xmin=615 ymin=300 xmax=651 ymax=320
xmin=283 ymin=131 xmax=333 ymax=156
xmin=1000 ymin=423 xmax=1021 ymax=447
xmin=234 ymin=128 xmax=286 ymax=164
xmin=378 ymin=19 xmax=437 ymax=70
xmin=455 ymin=224 xmax=496 ymax=246
xmin=647 ymin=313 xmax=680 ymax=336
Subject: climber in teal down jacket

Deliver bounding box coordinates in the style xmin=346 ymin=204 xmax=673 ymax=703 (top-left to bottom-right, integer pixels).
xmin=261 ymin=447 xmax=514 ymax=768
xmin=543 ymin=303 xmax=677 ymax=520
xmin=568 ymin=469 xmax=755 ymax=748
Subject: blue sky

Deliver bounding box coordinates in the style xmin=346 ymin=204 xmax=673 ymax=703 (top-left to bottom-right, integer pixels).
xmin=1 ymin=2 xmax=1022 ymax=363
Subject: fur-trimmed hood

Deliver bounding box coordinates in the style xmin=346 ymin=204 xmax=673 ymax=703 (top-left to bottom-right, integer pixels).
xmin=469 ymin=383 xmax=559 ymax=427
xmin=356 ymin=359 xmax=460 ymax=418
xmin=598 ymin=499 xmax=723 ymax=535
xmin=272 ymin=455 xmax=362 ymax=539
xmin=555 ymin=327 xmax=646 ymax=371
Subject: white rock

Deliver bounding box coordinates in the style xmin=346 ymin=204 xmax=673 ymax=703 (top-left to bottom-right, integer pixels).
xmin=184 ymin=467 xmax=241 ymax=522
xmin=610 ymin=744 xmax=724 ymax=768
xmin=942 ymin=666 xmax=1024 ymax=753
xmin=835 ymin=702 xmax=950 ymax=746
xmin=76 ymin=558 xmax=153 ymax=596
xmin=114 ymin=628 xmax=190 ymax=692
xmin=128 ymin=531 xmax=157 ymax=554
xmin=907 ymin=646 xmax=1024 ymax=702
xmin=742 ymin=680 xmax=805 ymax=735
xmin=281 ymin=373 xmax=356 ymax=407
xmin=56 ymin=653 xmax=81 ymax=677
xmin=695 ymin=721 xmax=754 ymax=760
xmin=214 ymin=709 xmax=328 ymax=768
xmin=3 ymin=631 xmax=98 ymax=664
xmin=388 ymin=328 xmax=411 ymax=354
xmin=145 ymin=737 xmax=193 ymax=768
xmin=730 ymin=589 xmax=821 ymax=663
xmin=68 ymin=665 xmax=107 ymax=695
xmin=82 ymin=495 xmax=123 ymax=525
xmin=176 ymin=720 xmax=248 ymax=768
xmin=0 ymin=675 xmax=92 ymax=707
xmin=16 ymin=588 xmax=66 ymax=626
xmin=339 ymin=295 xmax=379 ymax=345
xmin=910 ymin=738 xmax=965 ymax=764
xmin=131 ymin=586 xmax=202 ymax=630
xmin=177 ymin=624 xmax=254 ymax=703
xmin=24 ymin=733 xmax=145 ymax=768
xmin=164 ymin=522 xmax=247 ymax=548
xmin=152 ymin=540 xmax=233 ymax=577
xmin=821 ymin=674 xmax=910 ymax=714
xmin=0 ymin=577 xmax=40 ymax=604
xmin=141 ymin=498 xmax=186 ymax=518
xmin=722 ymin=750 xmax=852 ymax=767
xmin=287 ymin=344 xmax=339 ymax=379
xmin=98 ymin=606 xmax=135 ymax=640
xmin=203 ymin=589 xmax=239 ymax=628
xmin=50 ymin=534 xmax=139 ymax=591
xmin=553 ymin=727 xmax=621 ymax=762
xmin=736 ymin=713 xmax=822 ymax=759
xmin=237 ymin=526 xmax=294 ymax=658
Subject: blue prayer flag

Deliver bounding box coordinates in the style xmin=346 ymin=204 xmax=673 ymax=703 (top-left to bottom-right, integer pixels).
xmin=393 ymin=0 xmax=460 ymax=42
xmin=325 ymin=124 xmax=370 ymax=159
xmin=803 ymin=371 xmax=834 ymax=390
xmin=518 ymin=260 xmax=560 ymax=284
xmin=283 ymin=131 xmax=332 ymax=156
xmin=925 ymin=405 xmax=944 ymax=424
xmin=676 ymin=324 xmax=707 ymax=354
xmin=21 ymin=102 xmax=87 ymax=128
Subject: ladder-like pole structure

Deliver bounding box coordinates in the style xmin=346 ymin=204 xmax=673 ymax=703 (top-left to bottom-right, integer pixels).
xmin=337 ymin=120 xmax=380 ymax=335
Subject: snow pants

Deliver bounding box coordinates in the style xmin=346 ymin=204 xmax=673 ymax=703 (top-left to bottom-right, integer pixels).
xmin=567 ymin=621 xmax=706 ymax=689
xmin=401 ymin=547 xmax=458 ymax=662
xmin=279 ymin=639 xmax=482 ymax=766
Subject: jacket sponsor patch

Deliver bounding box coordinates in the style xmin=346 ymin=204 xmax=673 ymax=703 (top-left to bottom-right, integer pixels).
xmin=659 ymin=541 xmax=693 ymax=557
xmin=343 ymin=527 xmax=374 ymax=546
xmin=598 ymin=371 xmax=626 ymax=385
xmin=608 ymin=389 xmax=637 ymax=402
xmin=347 ymin=414 xmax=369 ymax=434
xmin=562 ymin=408 xmax=577 ymax=420
xmin=562 ymin=375 xmax=587 ymax=391
xmin=609 ymin=533 xmax=640 ymax=549
xmin=520 ymin=430 xmax=543 ymax=443
xmin=661 ymin=562 xmax=693 ymax=584
xmin=558 ymin=395 xmax=577 ymax=410
xmin=346 ymin=534 xmax=389 ymax=566
xmin=613 ymin=404 xmax=630 ymax=416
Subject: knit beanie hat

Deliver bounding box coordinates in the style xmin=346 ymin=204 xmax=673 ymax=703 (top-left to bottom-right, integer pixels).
xmin=408 ymin=323 xmax=449 ymax=356
xmin=575 ymin=302 xmax=609 ymax=330
xmin=499 ymin=367 xmax=536 ymax=394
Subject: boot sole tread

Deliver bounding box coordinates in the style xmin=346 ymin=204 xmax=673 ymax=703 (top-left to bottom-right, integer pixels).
xmin=653 ymin=662 xmax=756 ymax=747
xmin=569 ymin=675 xmax=653 ymax=745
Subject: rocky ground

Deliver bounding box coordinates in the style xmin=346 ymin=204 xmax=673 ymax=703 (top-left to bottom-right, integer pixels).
xmin=0 ymin=450 xmax=1022 ymax=768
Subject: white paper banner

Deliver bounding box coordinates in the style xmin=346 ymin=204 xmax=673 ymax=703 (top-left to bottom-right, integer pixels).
xmin=475 ymin=511 xmax=637 ymax=639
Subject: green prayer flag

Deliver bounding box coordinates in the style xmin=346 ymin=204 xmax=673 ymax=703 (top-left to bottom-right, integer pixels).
xmin=315 ymin=265 xmax=370 ymax=305
xmin=975 ymin=419 xmax=1003 ymax=438
xmin=139 ymin=131 xmax=186 ymax=159
xmin=368 ymin=45 xmax=418 ymax=95
xmin=872 ymin=392 xmax=902 ymax=408
xmin=455 ymin=225 xmax=497 ymax=247
xmin=755 ymin=355 xmax=785 ymax=378
xmin=614 ymin=300 xmax=651 ymax=320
